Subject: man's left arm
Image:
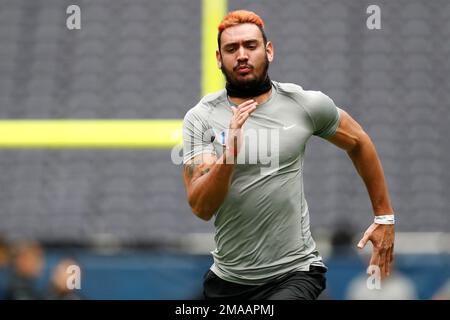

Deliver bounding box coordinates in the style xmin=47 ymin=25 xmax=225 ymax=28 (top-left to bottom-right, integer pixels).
xmin=326 ymin=108 xmax=395 ymax=279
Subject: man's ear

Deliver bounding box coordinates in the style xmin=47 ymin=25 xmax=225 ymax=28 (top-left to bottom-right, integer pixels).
xmin=266 ymin=41 xmax=274 ymax=63
xmin=216 ymin=50 xmax=222 ymax=69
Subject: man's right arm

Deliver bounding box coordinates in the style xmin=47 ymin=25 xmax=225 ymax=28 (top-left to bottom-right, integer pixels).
xmin=183 ymin=99 xmax=258 ymax=221
xmin=183 ymin=152 xmax=235 ymax=221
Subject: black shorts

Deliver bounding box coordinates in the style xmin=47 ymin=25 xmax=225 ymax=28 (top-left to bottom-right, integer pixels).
xmin=203 ymin=265 xmax=327 ymax=300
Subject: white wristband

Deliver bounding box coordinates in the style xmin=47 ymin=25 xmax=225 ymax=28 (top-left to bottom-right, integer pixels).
xmin=374 ymin=214 xmax=395 ymax=225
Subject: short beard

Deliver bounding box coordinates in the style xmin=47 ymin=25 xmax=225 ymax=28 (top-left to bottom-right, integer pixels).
xmin=221 ymin=55 xmax=270 ymax=90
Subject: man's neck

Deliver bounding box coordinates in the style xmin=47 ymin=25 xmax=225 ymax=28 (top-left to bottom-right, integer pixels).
xmin=228 ymin=88 xmax=272 ymax=106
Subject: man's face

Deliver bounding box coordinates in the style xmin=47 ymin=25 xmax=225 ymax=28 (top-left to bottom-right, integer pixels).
xmin=217 ymin=23 xmax=273 ymax=88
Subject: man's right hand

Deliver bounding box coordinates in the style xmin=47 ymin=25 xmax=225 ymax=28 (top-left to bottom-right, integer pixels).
xmin=225 ymin=99 xmax=258 ymax=161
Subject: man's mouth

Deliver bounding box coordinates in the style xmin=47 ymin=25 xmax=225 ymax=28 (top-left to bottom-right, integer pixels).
xmin=236 ymin=65 xmax=252 ymax=73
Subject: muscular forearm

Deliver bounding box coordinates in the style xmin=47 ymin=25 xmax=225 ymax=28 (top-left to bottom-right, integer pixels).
xmin=347 ymin=134 xmax=394 ymax=215
xmin=188 ymin=153 xmax=236 ymax=221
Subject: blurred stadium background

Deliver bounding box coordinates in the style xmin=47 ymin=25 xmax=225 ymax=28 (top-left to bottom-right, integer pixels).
xmin=0 ymin=0 xmax=449 ymax=299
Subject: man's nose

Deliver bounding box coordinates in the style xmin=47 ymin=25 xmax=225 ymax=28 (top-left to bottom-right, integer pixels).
xmin=237 ymin=47 xmax=248 ymax=62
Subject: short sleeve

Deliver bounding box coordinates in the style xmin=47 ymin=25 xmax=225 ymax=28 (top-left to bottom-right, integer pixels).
xmin=182 ymin=106 xmax=216 ymax=165
xmin=305 ymin=91 xmax=342 ymax=138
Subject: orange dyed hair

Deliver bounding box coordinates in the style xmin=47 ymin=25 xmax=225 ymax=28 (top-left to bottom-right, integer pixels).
xmin=217 ymin=10 xmax=267 ymax=49
xmin=218 ymin=10 xmax=265 ymax=33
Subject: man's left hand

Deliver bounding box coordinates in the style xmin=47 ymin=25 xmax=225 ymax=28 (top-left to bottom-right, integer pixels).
xmin=357 ymin=223 xmax=395 ymax=279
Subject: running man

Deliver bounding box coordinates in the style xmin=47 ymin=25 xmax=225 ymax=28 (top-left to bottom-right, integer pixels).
xmin=182 ymin=10 xmax=395 ymax=300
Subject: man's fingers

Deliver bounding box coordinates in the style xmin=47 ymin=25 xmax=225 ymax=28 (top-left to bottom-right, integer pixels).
xmin=379 ymin=250 xmax=386 ymax=279
xmin=237 ymin=99 xmax=255 ymax=109
xmin=230 ymin=99 xmax=256 ymax=115
xmin=238 ymin=106 xmax=256 ymax=118
xmin=357 ymin=233 xmax=370 ymax=249
xmin=369 ymin=251 xmax=379 ymax=267
xmin=385 ymin=247 xmax=392 ymax=276
xmin=390 ymin=243 xmax=395 ymax=262
xmin=368 ymin=250 xmax=380 ymax=275
xmin=237 ymin=113 xmax=249 ymax=126
xmin=235 ymin=105 xmax=257 ymax=126
xmin=233 ymin=99 xmax=256 ymax=115
xmin=240 ymin=111 xmax=254 ymax=124
xmin=236 ymin=102 xmax=257 ymax=116
xmin=238 ymin=112 xmax=249 ymax=120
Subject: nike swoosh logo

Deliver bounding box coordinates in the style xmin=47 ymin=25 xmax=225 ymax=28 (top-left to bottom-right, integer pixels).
xmin=282 ymin=124 xmax=296 ymax=130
